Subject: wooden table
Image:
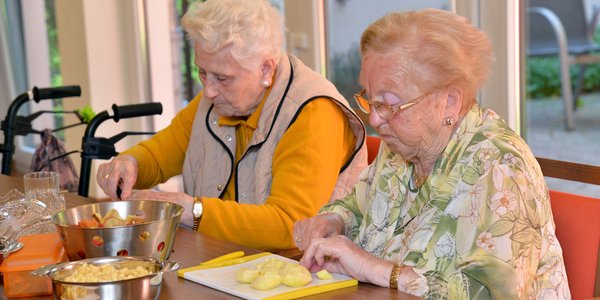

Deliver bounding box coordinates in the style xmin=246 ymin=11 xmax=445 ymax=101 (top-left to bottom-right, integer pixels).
xmin=0 ymin=174 xmax=421 ymax=299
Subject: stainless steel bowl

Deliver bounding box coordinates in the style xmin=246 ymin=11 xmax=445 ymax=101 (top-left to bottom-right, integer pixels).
xmin=32 ymin=256 xmax=180 ymax=300
xmin=53 ymin=200 xmax=183 ymax=261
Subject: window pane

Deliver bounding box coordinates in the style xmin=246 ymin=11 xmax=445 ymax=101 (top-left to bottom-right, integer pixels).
xmin=324 ymin=0 xmax=449 ymax=133
xmin=524 ymin=0 xmax=600 ymax=197
xmin=46 ymin=0 xmax=64 ymax=140
xmin=176 ymin=0 xmax=203 ymax=103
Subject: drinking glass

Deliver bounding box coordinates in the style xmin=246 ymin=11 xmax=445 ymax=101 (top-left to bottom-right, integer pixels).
xmin=23 ymin=171 xmax=64 ymax=215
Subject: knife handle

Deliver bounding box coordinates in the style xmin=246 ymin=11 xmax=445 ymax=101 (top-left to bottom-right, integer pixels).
xmin=200 ymin=251 xmax=245 ymax=265
xmin=177 ymin=252 xmax=273 ymax=277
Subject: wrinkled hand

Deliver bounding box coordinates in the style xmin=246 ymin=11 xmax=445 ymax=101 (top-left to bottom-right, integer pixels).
xmin=124 ymin=189 xmax=194 ymax=227
xmin=293 ymin=213 xmax=344 ymax=251
xmin=299 ymin=235 xmax=392 ymax=285
xmin=97 ymin=155 xmax=138 ymax=200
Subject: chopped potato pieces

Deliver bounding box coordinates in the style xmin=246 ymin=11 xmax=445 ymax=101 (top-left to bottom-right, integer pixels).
xmin=316 ymin=269 xmax=333 ymax=280
xmin=77 ymin=208 xmax=145 ymax=228
xmin=64 ymin=263 xmax=151 ymax=282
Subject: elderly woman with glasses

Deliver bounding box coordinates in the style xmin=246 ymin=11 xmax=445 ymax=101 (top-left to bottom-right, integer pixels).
xmin=294 ymin=9 xmax=569 ymax=298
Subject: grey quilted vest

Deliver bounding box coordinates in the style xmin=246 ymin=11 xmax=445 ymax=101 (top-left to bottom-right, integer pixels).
xmin=182 ymin=54 xmax=367 ymax=203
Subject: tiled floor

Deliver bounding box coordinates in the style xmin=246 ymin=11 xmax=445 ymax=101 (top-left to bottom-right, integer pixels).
xmin=526 ymin=94 xmax=600 ymax=198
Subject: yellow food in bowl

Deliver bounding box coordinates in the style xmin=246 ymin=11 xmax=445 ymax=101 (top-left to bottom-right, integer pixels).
xmin=64 ymin=263 xmax=151 ymax=282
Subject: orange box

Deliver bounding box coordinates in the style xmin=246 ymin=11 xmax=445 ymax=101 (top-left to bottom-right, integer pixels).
xmin=0 ymin=232 xmax=66 ymax=298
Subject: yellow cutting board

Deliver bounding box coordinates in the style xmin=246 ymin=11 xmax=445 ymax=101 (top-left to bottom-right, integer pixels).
xmin=182 ymin=254 xmax=357 ymax=300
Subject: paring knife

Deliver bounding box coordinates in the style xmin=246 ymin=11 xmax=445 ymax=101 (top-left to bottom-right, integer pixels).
xmin=177 ymin=252 xmax=272 ymax=277
xmin=200 ymin=251 xmax=245 ymax=265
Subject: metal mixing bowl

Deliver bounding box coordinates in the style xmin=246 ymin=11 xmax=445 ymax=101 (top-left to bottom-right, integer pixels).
xmin=32 ymin=256 xmax=180 ymax=300
xmin=52 ymin=200 xmax=183 ymax=261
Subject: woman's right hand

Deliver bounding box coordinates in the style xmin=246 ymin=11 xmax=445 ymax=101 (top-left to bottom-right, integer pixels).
xmin=299 ymin=234 xmax=395 ymax=286
xmin=96 ymin=155 xmax=138 ymax=201
xmin=293 ymin=212 xmax=345 ymax=251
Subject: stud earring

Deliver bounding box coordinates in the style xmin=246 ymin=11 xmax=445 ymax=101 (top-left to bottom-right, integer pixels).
xmin=262 ymin=80 xmax=271 ymax=87
xmin=445 ymin=117 xmax=453 ymax=126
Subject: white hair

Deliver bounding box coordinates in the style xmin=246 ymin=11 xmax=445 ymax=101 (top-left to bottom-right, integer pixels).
xmin=181 ymin=0 xmax=285 ymax=70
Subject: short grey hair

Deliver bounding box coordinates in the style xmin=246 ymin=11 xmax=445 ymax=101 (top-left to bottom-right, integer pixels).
xmin=181 ymin=0 xmax=285 ymax=70
xmin=360 ymin=9 xmax=494 ymax=107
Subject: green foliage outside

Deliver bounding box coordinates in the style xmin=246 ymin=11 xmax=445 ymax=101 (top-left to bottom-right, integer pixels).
xmin=177 ymin=0 xmax=203 ymax=102
xmin=45 ymin=0 xmax=68 ymax=139
xmin=76 ymin=105 xmax=96 ymax=124
xmin=46 ymin=0 xmax=61 ymax=88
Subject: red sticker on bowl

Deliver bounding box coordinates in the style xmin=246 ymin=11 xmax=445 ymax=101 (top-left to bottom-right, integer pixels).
xmin=92 ymin=236 xmax=104 ymax=247
xmin=77 ymin=250 xmax=86 ymax=259
xmin=116 ymin=249 xmax=129 ymax=256
xmin=157 ymin=241 xmax=165 ymax=252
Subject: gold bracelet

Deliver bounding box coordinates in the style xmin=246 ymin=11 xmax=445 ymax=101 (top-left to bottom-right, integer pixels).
xmin=389 ymin=263 xmax=403 ymax=290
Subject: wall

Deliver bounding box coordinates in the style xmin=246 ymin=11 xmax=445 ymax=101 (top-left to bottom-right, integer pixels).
xmin=55 ymin=0 xmax=152 ymax=197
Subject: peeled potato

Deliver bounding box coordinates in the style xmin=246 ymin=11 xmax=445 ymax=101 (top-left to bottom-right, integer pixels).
xmin=280 ymin=263 xmax=296 ymax=276
xmin=235 ymin=268 xmax=259 ymax=283
xmin=238 ymin=258 xmax=314 ymax=291
xmin=124 ymin=214 xmax=145 ymax=225
xmin=101 ymin=209 xmax=126 ymax=227
xmin=316 ymin=269 xmax=333 ymax=280
xmin=257 ymin=258 xmax=285 ymax=271
xmin=281 ymin=264 xmax=312 ymax=287
xmin=251 ymin=272 xmax=282 ymax=291
xmin=259 ymin=266 xmax=281 ymax=275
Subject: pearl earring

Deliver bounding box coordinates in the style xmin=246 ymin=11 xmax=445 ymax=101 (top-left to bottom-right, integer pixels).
xmin=262 ymin=80 xmax=270 ymax=87
xmin=445 ymin=117 xmax=453 ymax=126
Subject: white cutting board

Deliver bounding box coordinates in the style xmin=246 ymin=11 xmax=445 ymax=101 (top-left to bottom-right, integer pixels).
xmin=183 ymin=254 xmax=356 ymax=300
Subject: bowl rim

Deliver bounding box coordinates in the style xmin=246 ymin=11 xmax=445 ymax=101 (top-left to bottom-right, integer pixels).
xmin=34 ymin=255 xmax=180 ymax=284
xmin=53 ymin=200 xmax=184 ymax=229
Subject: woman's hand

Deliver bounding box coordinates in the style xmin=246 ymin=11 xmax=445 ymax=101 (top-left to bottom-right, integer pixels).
xmin=97 ymin=155 xmax=138 ymax=200
xmin=293 ymin=213 xmax=345 ymax=251
xmin=124 ymin=189 xmax=194 ymax=227
xmin=299 ymin=235 xmax=394 ymax=286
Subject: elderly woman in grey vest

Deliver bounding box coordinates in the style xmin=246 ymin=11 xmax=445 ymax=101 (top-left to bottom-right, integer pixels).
xmin=294 ymin=9 xmax=569 ymax=298
xmin=95 ymin=0 xmax=367 ymax=251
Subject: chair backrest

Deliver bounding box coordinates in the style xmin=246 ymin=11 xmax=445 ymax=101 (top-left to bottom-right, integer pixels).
xmin=549 ymin=190 xmax=600 ymax=299
xmin=527 ymin=0 xmax=597 ymax=55
xmin=537 ymin=157 xmax=600 ymax=185
xmin=366 ymin=135 xmax=381 ymax=164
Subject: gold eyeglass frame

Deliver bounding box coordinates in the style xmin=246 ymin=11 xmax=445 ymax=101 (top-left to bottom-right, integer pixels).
xmin=353 ymin=89 xmax=429 ymax=120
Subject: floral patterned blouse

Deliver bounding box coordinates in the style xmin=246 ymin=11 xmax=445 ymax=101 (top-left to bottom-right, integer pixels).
xmin=321 ymin=104 xmax=570 ymax=299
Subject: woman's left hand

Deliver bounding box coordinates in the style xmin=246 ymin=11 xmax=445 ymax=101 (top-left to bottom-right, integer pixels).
xmin=299 ymin=235 xmax=393 ymax=286
xmin=124 ymin=189 xmax=194 ymax=226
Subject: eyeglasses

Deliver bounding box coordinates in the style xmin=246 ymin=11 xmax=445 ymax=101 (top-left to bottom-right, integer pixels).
xmin=353 ymin=89 xmax=428 ymax=121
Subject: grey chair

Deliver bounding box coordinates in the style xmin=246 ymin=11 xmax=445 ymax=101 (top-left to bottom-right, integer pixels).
xmin=526 ymin=0 xmax=600 ymax=130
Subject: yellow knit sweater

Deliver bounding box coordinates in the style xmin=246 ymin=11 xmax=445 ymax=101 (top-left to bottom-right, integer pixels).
xmin=121 ymin=94 xmax=355 ymax=250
